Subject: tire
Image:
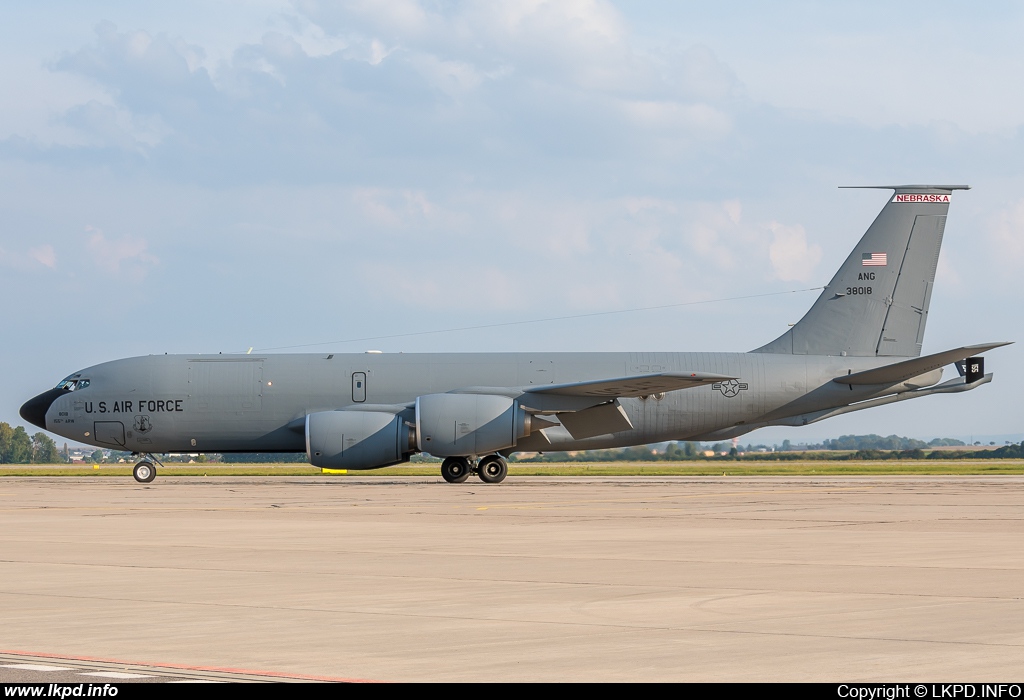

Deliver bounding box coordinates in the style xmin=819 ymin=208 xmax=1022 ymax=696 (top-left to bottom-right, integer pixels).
xmin=133 ymin=461 xmax=156 ymax=483
xmin=477 ymin=455 xmax=507 ymax=484
xmin=440 ymin=457 xmax=470 ymax=483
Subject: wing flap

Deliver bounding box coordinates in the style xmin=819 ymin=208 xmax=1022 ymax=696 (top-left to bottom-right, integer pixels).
xmin=558 ymin=400 xmax=634 ymax=439
xmin=525 ymin=371 xmax=735 ymax=398
xmin=833 ymin=342 xmax=1012 ymax=386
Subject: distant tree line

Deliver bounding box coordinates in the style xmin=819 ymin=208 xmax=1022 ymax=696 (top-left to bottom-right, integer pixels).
xmin=814 ymin=434 xmax=965 ymax=451
xmin=0 ymin=422 xmax=64 ymax=463
xmin=765 ymin=435 xmax=967 ymax=452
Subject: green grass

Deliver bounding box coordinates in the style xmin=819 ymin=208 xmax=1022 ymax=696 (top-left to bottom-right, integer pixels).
xmin=2 ymin=460 xmax=1023 ymax=477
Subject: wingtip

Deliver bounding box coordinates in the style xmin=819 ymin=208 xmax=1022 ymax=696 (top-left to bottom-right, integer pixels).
xmin=967 ymin=341 xmax=1014 ymax=350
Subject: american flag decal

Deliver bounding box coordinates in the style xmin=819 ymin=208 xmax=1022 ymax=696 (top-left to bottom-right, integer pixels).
xmin=862 ymin=252 xmax=887 ymax=266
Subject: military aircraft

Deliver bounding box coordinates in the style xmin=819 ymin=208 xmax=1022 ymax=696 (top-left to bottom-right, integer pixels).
xmin=20 ymin=184 xmax=1009 ymax=484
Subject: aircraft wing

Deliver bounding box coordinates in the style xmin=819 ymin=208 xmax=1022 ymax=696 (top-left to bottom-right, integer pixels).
xmin=524 ymin=371 xmax=735 ymax=398
xmin=833 ymin=342 xmax=1012 ymax=386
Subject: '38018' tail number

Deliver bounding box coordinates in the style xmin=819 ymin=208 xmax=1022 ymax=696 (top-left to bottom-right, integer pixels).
xmin=846 ymin=286 xmax=872 ymax=295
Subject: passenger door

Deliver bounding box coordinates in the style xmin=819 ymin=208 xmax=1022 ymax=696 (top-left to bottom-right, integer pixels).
xmin=352 ymin=372 xmax=366 ymax=403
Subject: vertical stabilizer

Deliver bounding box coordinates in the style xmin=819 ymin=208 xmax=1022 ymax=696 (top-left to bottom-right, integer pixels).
xmin=754 ymin=185 xmax=968 ymax=357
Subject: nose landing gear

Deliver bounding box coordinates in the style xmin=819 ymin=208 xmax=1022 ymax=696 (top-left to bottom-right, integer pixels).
xmin=133 ymin=461 xmax=156 ymax=483
xmin=132 ymin=453 xmax=164 ymax=483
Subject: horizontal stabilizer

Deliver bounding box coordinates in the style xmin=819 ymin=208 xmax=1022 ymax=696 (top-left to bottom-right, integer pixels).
xmin=526 ymin=371 xmax=734 ymax=398
xmin=839 ymin=184 xmax=971 ymax=191
xmin=558 ymin=401 xmax=634 ymax=439
xmin=833 ymin=342 xmax=1012 ymax=386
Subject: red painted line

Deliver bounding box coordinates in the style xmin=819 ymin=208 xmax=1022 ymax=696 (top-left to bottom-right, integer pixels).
xmin=0 ymin=649 xmax=380 ymax=683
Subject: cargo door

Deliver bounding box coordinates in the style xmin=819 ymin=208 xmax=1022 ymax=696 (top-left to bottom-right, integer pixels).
xmin=190 ymin=359 xmax=264 ymax=413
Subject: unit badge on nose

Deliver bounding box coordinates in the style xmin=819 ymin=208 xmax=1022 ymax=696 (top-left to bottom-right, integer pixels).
xmin=713 ymin=379 xmax=748 ymax=398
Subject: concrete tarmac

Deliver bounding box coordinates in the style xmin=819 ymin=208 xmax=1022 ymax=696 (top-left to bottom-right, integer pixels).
xmin=1 ymin=476 xmax=1023 ymax=682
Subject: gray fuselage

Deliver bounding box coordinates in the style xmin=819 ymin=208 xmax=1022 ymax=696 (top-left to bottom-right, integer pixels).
xmin=37 ymin=350 xmax=919 ymax=455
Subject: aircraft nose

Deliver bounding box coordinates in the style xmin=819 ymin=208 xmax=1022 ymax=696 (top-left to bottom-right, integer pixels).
xmin=20 ymin=388 xmax=64 ymax=430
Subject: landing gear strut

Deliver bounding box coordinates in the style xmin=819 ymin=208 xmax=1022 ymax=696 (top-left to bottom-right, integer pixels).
xmin=477 ymin=455 xmax=508 ymax=484
xmin=132 ymin=452 xmax=164 ymax=483
xmin=440 ymin=456 xmax=471 ymax=483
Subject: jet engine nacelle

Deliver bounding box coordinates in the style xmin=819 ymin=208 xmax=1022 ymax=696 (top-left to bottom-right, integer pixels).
xmin=306 ymin=410 xmax=414 ymax=470
xmin=415 ymin=393 xmax=531 ymax=457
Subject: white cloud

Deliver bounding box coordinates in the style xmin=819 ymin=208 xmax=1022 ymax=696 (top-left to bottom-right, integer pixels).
xmin=681 ymin=200 xmax=757 ymax=271
xmin=0 ymin=243 xmax=58 ymax=270
xmin=410 ymin=54 xmax=484 ymax=96
xmin=28 ymin=244 xmax=56 ymax=268
xmin=351 ymin=188 xmax=447 ymax=230
xmin=1 ymin=5 xmax=740 ymax=190
xmin=619 ymin=100 xmax=731 ymax=136
xmin=667 ymin=6 xmax=1024 ymax=133
xmin=768 ymin=222 xmax=822 ymax=282
xmin=934 ymin=249 xmax=961 ymax=289
xmin=361 ymin=261 xmax=519 ymax=311
xmin=85 ymin=226 xmax=158 ymax=279
xmin=989 ymin=198 xmax=1024 ymax=265
xmin=311 ymin=0 xmax=432 ymax=38
xmin=62 ymin=99 xmax=170 ymax=149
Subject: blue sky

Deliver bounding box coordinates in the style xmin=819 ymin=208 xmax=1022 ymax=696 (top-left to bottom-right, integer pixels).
xmin=2 ymin=1 xmax=1021 ymax=444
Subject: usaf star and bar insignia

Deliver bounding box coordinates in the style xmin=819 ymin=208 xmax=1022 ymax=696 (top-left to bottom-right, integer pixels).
xmin=712 ymin=379 xmax=748 ymax=398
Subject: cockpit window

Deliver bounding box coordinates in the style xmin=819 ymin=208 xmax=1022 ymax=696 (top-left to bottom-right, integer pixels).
xmin=56 ymin=375 xmax=89 ymax=391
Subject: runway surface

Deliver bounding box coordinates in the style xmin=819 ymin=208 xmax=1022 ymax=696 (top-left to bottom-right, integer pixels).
xmin=1 ymin=476 xmax=1023 ymax=682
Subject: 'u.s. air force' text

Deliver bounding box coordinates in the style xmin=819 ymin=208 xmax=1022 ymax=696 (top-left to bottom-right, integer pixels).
xmin=83 ymin=400 xmax=183 ymax=414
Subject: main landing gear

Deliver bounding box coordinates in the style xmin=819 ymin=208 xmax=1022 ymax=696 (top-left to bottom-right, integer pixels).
xmin=440 ymin=455 xmax=508 ymax=484
xmin=132 ymin=453 xmax=164 ymax=483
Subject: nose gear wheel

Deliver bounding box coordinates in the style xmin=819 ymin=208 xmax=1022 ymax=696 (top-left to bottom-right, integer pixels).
xmin=133 ymin=461 xmax=156 ymax=483
xmin=131 ymin=452 xmax=165 ymax=483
